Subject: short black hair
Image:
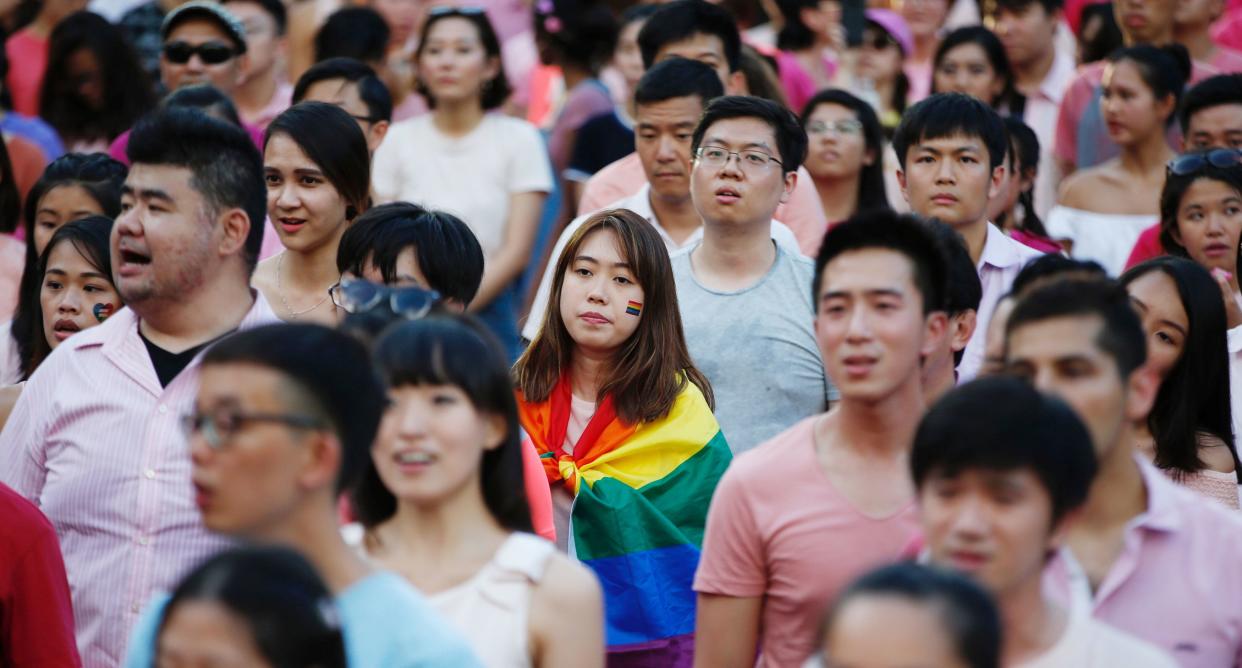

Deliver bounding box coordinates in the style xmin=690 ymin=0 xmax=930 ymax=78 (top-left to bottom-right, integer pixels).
xmin=912 ymin=376 xmax=1097 ymax=524
xmin=127 ymin=108 xmax=266 ymax=271
xmin=892 ymin=93 xmax=1008 ymax=170
xmin=637 ymin=0 xmax=742 ymax=72
xmin=314 ymin=7 xmax=389 ymax=64
xmin=337 ymin=202 xmax=485 ymax=306
xmin=1180 ymin=73 xmax=1242 ymax=135
xmin=814 ymin=210 xmax=950 ymax=315
xmin=162 ymin=84 xmax=242 ymax=126
xmin=160 ymin=546 xmax=346 ymax=668
xmin=1005 ymin=277 xmax=1147 ymax=378
xmin=534 ymin=0 xmax=618 ymax=73
xmin=634 ymin=57 xmax=724 ymax=108
xmin=991 ymin=0 xmax=1063 ymax=15
xmin=691 ymin=95 xmax=807 ymax=174
xmin=202 ymin=324 xmax=386 ymax=492
xmin=1010 ymin=254 xmax=1105 ymax=297
xmin=223 ymin=0 xmax=287 ymax=35
xmin=925 ymin=220 xmax=980 ymax=366
xmin=292 ymin=57 xmax=393 ymax=123
xmin=826 ymin=563 xmax=1001 ymax=668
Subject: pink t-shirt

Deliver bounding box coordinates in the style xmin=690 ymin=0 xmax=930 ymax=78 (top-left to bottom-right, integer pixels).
xmin=4 ymin=29 xmax=48 ymax=117
xmin=693 ymin=416 xmax=920 ymax=668
xmin=578 ymin=152 xmax=829 ymax=256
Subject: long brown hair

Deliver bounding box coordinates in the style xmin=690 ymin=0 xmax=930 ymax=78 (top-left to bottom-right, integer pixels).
xmin=515 ymin=209 xmax=713 ymax=423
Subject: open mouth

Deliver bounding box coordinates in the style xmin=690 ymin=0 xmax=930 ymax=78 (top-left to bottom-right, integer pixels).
xmin=715 ymin=186 xmax=741 ymax=204
xmin=278 ymin=218 xmax=307 ymax=234
xmin=119 ymin=249 xmax=151 ymax=265
xmin=52 ymin=319 xmax=81 ymax=341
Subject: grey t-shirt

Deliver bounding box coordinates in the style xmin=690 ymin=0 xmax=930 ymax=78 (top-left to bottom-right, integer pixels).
xmin=672 ymin=243 xmax=837 ymax=454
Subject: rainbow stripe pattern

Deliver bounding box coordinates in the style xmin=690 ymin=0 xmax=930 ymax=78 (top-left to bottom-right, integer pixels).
xmin=520 ymin=381 xmax=731 ymax=667
xmin=626 ymin=300 xmax=642 ymax=316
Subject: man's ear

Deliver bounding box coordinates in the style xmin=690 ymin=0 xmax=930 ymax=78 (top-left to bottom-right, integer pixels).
xmin=780 ymin=168 xmax=797 ymax=204
xmin=217 ymin=208 xmax=251 ymax=259
xmin=298 ymin=431 xmax=343 ymax=493
xmin=951 ymin=310 xmax=978 ymax=353
xmin=920 ymin=311 xmax=951 ymax=359
xmin=987 ymin=162 xmax=1006 ymax=200
xmin=897 ymin=168 xmax=910 ymax=203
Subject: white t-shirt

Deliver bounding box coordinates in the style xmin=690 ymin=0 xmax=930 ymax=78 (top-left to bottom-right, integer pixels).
xmin=371 ymin=113 xmax=553 ymax=257
xmin=1016 ymin=613 xmax=1176 ymax=668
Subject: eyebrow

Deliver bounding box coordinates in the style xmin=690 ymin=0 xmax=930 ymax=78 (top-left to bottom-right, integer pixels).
xmin=914 ymin=144 xmax=981 ymax=154
xmin=574 ymin=254 xmax=631 ymax=269
xmin=122 ymin=186 xmax=174 ymax=203
xmin=703 ymin=136 xmax=774 ymax=151
xmin=821 ymin=288 xmax=905 ymax=300
xmin=46 ymin=268 xmax=111 ymax=281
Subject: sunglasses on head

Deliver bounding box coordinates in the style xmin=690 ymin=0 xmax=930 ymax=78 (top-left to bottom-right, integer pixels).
xmin=329 ymin=277 xmax=442 ymax=319
xmin=1168 ymin=149 xmax=1242 ymax=176
xmin=163 ymin=41 xmax=236 ymax=65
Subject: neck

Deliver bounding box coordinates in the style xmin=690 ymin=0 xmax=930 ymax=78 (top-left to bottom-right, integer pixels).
xmin=235 ymin=68 xmax=279 ymax=117
xmin=998 ymin=577 xmax=1066 ymax=665
xmin=431 ymin=98 xmax=486 ymax=137
xmin=913 ymin=34 xmax=938 ymax=63
xmin=1125 ymin=29 xmax=1174 ymax=48
xmin=135 ymin=273 xmax=255 ymax=351
xmin=836 ymin=374 xmax=925 ymax=456
xmin=254 ymin=497 xmax=371 ymax=594
xmin=814 ymin=174 xmax=861 ymax=223
xmin=282 ymin=228 xmax=345 ymax=289
xmin=647 ymin=189 xmax=700 ymax=237
xmin=570 ymin=346 xmax=612 ymax=403
xmin=1079 ymin=434 xmax=1148 ymax=530
xmin=383 ymin=480 xmax=507 ymax=565
xmin=954 ymin=216 xmax=990 ymax=265
xmin=1013 ymin=48 xmax=1056 ymax=94
xmin=921 ymin=355 xmax=956 ymax=406
xmin=1175 ymin=25 xmax=1217 ymax=62
xmin=561 ymin=64 xmax=591 ymax=92
xmin=695 ymin=219 xmax=777 ymax=278
xmin=1120 ymin=132 xmax=1175 ymax=173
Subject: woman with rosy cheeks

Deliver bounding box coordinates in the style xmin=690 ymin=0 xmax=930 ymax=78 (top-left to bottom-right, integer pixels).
xmin=372 ymin=9 xmax=551 ymax=359
xmin=514 ymin=209 xmax=730 ymax=665
xmin=800 ymin=89 xmax=888 ymax=225
xmin=1120 ymin=257 xmax=1241 ymax=509
xmin=1049 ymin=45 xmax=1190 ymax=275
xmin=351 ymin=315 xmax=604 ymax=668
xmin=252 ymin=102 xmax=370 ymax=325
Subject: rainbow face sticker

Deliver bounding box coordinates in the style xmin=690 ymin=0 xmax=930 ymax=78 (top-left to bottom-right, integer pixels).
xmin=93 ymin=303 xmax=116 ymax=323
xmin=625 ymin=300 xmax=642 ymax=317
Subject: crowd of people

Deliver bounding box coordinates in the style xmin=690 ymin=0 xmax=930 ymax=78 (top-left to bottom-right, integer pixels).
xmin=4 ymin=0 xmax=1242 ymax=666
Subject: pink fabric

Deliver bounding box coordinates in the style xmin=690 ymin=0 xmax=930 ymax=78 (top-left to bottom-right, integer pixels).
xmin=1043 ymin=457 xmax=1242 ymax=668
xmin=904 ymin=60 xmax=932 ymax=104
xmin=4 ymin=29 xmax=48 ymax=117
xmin=1215 ymin=14 xmax=1242 ymax=56
xmin=1210 ymin=46 xmax=1242 ymax=73
xmin=0 ymin=234 xmax=26 ymax=323
xmin=520 ymin=437 xmax=555 ymax=543
xmin=0 ymin=295 xmax=280 ymax=667
xmin=958 ymin=224 xmax=1045 ymax=383
xmin=1010 ymin=228 xmax=1063 ymax=254
xmin=578 ymin=153 xmax=829 ymax=256
xmin=775 ymin=50 xmax=836 ymax=115
xmin=240 ymin=81 xmax=294 ymax=131
xmin=548 ymin=80 xmax=614 ymax=176
xmin=1124 ymin=223 xmax=1164 ymax=271
xmin=694 ymin=417 xmax=920 ymax=668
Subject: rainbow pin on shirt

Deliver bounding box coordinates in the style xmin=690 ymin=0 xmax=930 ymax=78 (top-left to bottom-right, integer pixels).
xmin=625 ymin=300 xmax=642 ymax=316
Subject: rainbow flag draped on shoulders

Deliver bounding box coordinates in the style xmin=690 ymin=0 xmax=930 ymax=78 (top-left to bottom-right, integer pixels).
xmin=519 ymin=376 xmax=732 ymax=667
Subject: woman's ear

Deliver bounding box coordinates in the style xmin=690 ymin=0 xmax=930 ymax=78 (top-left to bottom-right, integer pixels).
xmin=483 ymin=413 xmax=507 ymax=451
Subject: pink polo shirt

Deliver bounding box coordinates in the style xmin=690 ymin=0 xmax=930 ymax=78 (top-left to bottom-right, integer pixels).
xmin=1043 ymin=456 xmax=1242 ymax=668
xmin=0 ymin=294 xmax=280 ymax=667
xmin=577 ymin=152 xmax=830 ymax=256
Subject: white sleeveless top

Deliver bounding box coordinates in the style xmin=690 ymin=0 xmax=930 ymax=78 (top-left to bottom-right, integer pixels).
xmin=1045 ymin=206 xmax=1156 ymax=276
xmin=430 ymin=533 xmax=556 ymax=668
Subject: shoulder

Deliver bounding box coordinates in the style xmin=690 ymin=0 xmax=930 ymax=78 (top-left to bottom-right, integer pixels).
xmin=1082 ymin=617 xmax=1179 ymax=667
xmin=532 ymin=549 xmax=602 ymax=613
xmin=1195 ymin=433 xmax=1237 ymax=474
xmin=1057 ymin=167 xmax=1106 ymax=208
xmin=725 ymin=417 xmax=817 ymax=484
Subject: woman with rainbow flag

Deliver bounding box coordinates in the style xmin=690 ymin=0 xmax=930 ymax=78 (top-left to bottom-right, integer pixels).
xmin=515 ymin=209 xmax=733 ymax=667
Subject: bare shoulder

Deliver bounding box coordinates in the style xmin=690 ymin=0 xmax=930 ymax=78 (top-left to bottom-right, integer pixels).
xmin=1197 ymin=434 xmax=1238 ymax=474
xmin=1057 ymin=166 xmax=1104 ymax=209
xmin=532 ymin=552 xmax=603 ymax=613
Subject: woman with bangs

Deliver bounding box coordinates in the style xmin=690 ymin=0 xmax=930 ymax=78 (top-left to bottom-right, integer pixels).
xmin=514 ymin=209 xmax=731 ymax=666
xmin=351 ymin=314 xmax=604 ymax=668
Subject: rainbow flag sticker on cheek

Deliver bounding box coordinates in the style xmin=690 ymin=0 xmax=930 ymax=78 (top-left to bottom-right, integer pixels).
xmin=625 ymin=300 xmax=642 ymax=316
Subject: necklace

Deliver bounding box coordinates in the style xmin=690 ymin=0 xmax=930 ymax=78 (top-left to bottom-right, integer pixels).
xmin=277 ymin=253 xmax=331 ymax=318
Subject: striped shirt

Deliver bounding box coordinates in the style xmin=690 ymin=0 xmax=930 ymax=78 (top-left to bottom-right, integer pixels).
xmin=0 ymin=293 xmax=279 ymax=667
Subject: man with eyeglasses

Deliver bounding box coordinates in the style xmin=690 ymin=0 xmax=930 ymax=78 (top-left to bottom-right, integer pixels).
xmin=670 ymin=95 xmax=836 ymax=456
xmin=119 ymin=323 xmax=481 ymax=668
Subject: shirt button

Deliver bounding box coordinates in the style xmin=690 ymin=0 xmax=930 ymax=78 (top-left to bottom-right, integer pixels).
xmin=157 ymin=405 xmax=168 ymax=415
xmin=144 ymin=469 xmax=155 ymax=479
xmin=131 ymin=603 xmax=140 ymax=614
xmin=137 ymin=535 xmax=149 ymax=546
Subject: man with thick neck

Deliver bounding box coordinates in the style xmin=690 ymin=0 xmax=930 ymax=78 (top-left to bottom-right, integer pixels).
xmin=0 ymin=108 xmax=278 ymax=666
xmin=222 ymin=0 xmax=291 ymax=129
xmin=671 ymin=95 xmax=835 ymax=455
xmin=914 ymin=376 xmax=1175 ymax=667
xmin=693 ymin=211 xmax=949 ymax=668
xmin=1004 ymin=277 xmax=1242 ymax=667
xmin=989 ymin=0 xmax=1076 ymax=219
xmin=121 ymin=324 xmax=480 ymax=667
xmin=523 ymin=58 xmax=798 ymax=342
xmin=894 ymin=93 xmax=1042 ymax=383
xmin=578 ymin=0 xmax=828 ymax=254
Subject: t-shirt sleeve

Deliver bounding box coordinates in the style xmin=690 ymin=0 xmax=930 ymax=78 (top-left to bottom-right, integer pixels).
xmin=693 ymin=465 xmax=767 ymax=597
xmin=370 ymin=126 xmax=405 ymax=204
xmin=506 ymin=122 xmax=554 ymax=195
xmin=2 ymin=516 xmax=80 ymax=667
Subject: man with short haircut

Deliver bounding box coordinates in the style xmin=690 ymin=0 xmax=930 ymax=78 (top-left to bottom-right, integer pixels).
xmin=921 ymin=221 xmax=980 ymax=403
xmin=893 ymin=93 xmax=1043 ymax=383
xmin=293 ymin=57 xmax=392 ymax=153
xmin=0 ymin=108 xmax=279 ymax=666
xmin=121 ymin=324 xmax=480 ymax=667
xmin=989 ymin=0 xmax=1075 ymax=219
xmin=914 ymin=376 xmax=1176 ymax=667
xmin=1175 ymin=0 xmax=1242 ymax=73
xmin=159 ymin=1 xmax=249 ymax=99
xmin=1126 ymin=73 xmax=1242 ymax=267
xmin=578 ymin=0 xmax=828 ymax=253
xmin=694 ymin=211 xmax=949 ymax=667
xmin=1004 ymin=278 xmax=1242 ymax=667
xmin=672 ymin=95 xmax=836 ymax=454
xmin=523 ymin=58 xmax=798 ymax=341
xmin=222 ymin=0 xmax=290 ymax=128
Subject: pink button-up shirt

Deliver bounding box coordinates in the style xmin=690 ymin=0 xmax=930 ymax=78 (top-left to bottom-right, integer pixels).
xmin=0 ymin=294 xmax=279 ymax=667
xmin=958 ymin=223 xmax=1045 ymax=383
xmin=1045 ymin=457 xmax=1242 ymax=668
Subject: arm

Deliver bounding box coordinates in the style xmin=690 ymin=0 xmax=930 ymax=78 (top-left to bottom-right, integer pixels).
xmin=3 ymin=514 xmax=81 ymax=667
xmin=469 ymin=191 xmax=547 ymax=311
xmin=529 ymin=554 xmax=605 ymax=668
xmin=693 ymin=593 xmax=762 ymax=668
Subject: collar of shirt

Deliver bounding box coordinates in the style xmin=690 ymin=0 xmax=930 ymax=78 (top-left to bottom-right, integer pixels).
xmin=1035 ymin=49 xmax=1078 ymax=106
xmin=978 ymin=222 xmax=1029 ymax=272
xmin=619 ymin=183 xmax=706 ymax=252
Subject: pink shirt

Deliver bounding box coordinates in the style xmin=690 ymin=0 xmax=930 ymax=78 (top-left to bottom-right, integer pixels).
xmin=578 ymin=153 xmax=829 ymax=256
xmin=958 ymin=223 xmax=1045 ymax=383
xmin=0 ymin=295 xmax=280 ymax=667
xmin=4 ymin=29 xmax=47 ymax=117
xmin=239 ymin=81 xmax=294 ymax=131
xmin=1023 ymin=49 xmax=1077 ymax=220
xmin=694 ymin=416 xmax=920 ymax=668
xmin=1043 ymin=456 xmax=1242 ymax=668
